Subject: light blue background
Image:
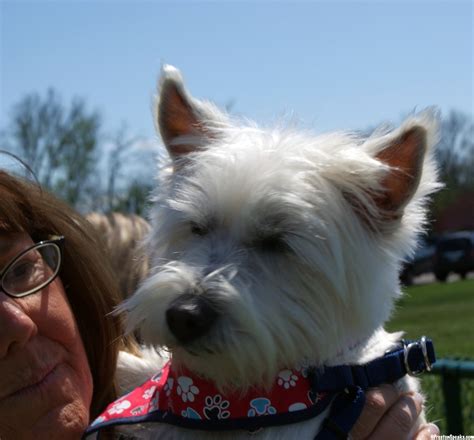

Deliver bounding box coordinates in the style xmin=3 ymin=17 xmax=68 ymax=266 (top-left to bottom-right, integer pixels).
xmin=1 ymin=1 xmax=472 ymax=140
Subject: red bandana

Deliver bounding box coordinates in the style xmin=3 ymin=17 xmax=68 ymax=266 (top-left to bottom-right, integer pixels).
xmin=86 ymin=361 xmax=331 ymax=435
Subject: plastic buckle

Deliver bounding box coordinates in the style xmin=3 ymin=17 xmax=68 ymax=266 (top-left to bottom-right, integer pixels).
xmin=403 ymin=336 xmax=432 ymax=377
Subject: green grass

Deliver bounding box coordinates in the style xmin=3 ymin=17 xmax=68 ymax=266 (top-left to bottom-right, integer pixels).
xmin=387 ymin=279 xmax=474 ymax=357
xmin=386 ymin=279 xmax=474 ymax=434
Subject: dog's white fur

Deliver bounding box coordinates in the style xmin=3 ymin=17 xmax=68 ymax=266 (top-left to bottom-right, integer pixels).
xmin=116 ymin=65 xmax=441 ymax=439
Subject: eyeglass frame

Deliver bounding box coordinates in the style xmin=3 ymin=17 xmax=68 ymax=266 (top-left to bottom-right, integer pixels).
xmin=0 ymin=235 xmax=65 ymax=298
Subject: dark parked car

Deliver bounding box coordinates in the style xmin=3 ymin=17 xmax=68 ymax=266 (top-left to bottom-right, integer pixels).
xmin=400 ymin=238 xmax=437 ymax=286
xmin=433 ymin=231 xmax=474 ymax=282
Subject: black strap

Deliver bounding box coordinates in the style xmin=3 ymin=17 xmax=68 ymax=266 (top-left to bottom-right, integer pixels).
xmin=312 ymin=337 xmax=435 ymax=439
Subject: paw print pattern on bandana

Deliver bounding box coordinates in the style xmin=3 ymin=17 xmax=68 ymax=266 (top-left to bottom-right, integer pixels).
xmin=108 ymin=400 xmax=131 ymax=415
xmin=87 ymin=360 xmax=336 ymax=434
xmin=277 ymin=370 xmax=298 ymax=389
xmin=176 ymin=376 xmax=199 ymax=402
xmin=247 ymin=398 xmax=277 ymax=417
xmin=142 ymin=385 xmax=156 ymax=400
xmin=288 ymin=402 xmax=307 ymax=412
xmin=164 ymin=377 xmax=174 ymax=396
xmin=90 ymin=415 xmax=106 ymax=426
xmin=203 ymin=394 xmax=230 ymax=420
xmin=181 ymin=407 xmax=202 ymax=419
xmin=295 ymin=362 xmax=310 ymax=378
xmin=149 ymin=392 xmax=160 ymax=412
xmin=131 ymin=405 xmax=146 ymax=416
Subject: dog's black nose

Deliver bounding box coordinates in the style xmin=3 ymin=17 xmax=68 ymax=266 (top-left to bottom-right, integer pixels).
xmin=166 ymin=294 xmax=218 ymax=344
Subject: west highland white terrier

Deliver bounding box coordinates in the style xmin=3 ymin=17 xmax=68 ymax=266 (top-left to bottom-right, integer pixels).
xmin=87 ymin=66 xmax=440 ymax=439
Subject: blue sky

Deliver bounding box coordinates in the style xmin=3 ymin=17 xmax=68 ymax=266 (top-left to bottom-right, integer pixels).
xmin=1 ymin=1 xmax=472 ymax=143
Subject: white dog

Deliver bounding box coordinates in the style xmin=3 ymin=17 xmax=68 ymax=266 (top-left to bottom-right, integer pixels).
xmin=88 ymin=66 xmax=440 ymax=439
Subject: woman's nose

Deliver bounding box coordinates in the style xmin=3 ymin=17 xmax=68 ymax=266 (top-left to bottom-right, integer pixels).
xmin=0 ymin=294 xmax=37 ymax=358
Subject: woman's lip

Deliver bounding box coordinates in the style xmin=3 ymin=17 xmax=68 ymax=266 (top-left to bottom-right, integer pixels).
xmin=4 ymin=364 xmax=60 ymax=400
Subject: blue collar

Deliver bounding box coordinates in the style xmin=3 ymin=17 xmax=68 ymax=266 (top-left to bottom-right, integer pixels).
xmin=312 ymin=336 xmax=435 ymax=439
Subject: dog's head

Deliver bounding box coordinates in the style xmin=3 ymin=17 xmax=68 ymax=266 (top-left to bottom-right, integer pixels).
xmin=120 ymin=66 xmax=440 ymax=388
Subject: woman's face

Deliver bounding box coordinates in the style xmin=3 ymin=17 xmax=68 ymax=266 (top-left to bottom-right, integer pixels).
xmin=0 ymin=233 xmax=93 ymax=440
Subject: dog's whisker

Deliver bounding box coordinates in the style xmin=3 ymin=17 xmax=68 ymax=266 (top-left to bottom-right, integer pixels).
xmin=203 ymin=264 xmax=237 ymax=282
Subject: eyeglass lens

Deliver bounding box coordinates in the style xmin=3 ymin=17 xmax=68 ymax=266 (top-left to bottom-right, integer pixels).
xmin=2 ymin=244 xmax=60 ymax=296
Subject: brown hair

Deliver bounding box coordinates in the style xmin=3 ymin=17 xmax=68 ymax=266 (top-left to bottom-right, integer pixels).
xmin=86 ymin=212 xmax=150 ymax=301
xmin=0 ymin=170 xmax=136 ymax=418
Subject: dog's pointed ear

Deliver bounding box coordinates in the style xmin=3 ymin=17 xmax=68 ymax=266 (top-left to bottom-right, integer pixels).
xmin=156 ymin=65 xmax=224 ymax=160
xmin=376 ymin=126 xmax=426 ymax=215
xmin=371 ymin=121 xmax=434 ymax=219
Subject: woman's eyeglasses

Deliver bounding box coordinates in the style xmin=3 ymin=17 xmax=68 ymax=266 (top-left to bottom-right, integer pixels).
xmin=0 ymin=236 xmax=64 ymax=298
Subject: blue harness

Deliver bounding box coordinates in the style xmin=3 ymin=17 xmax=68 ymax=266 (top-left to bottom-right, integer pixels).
xmin=311 ymin=336 xmax=435 ymax=439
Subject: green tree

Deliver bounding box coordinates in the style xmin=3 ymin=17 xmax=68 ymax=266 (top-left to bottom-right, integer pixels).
xmin=4 ymin=89 xmax=101 ymax=209
xmin=111 ymin=179 xmax=153 ymax=216
xmin=432 ymin=110 xmax=474 ymax=222
xmin=104 ymin=124 xmax=141 ymax=212
xmin=436 ymin=110 xmax=473 ymax=190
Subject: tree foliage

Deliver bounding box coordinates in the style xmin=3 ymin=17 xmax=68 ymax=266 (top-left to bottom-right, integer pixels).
xmin=436 ymin=110 xmax=473 ymax=190
xmin=3 ymin=89 xmax=155 ymax=214
xmin=432 ymin=110 xmax=474 ymax=221
xmin=102 ymin=125 xmax=155 ymax=215
xmin=4 ymin=89 xmax=101 ymax=209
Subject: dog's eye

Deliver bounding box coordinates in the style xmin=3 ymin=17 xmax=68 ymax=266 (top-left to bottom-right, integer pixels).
xmin=255 ymin=235 xmax=288 ymax=253
xmin=190 ymin=222 xmax=208 ymax=236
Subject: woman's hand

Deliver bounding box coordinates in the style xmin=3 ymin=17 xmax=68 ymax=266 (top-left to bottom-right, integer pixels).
xmin=350 ymin=384 xmax=440 ymax=439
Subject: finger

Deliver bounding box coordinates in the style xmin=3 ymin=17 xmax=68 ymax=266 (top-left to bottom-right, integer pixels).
xmin=350 ymin=384 xmax=400 ymax=440
xmin=413 ymin=423 xmax=440 ymax=440
xmin=368 ymin=393 xmax=424 ymax=440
